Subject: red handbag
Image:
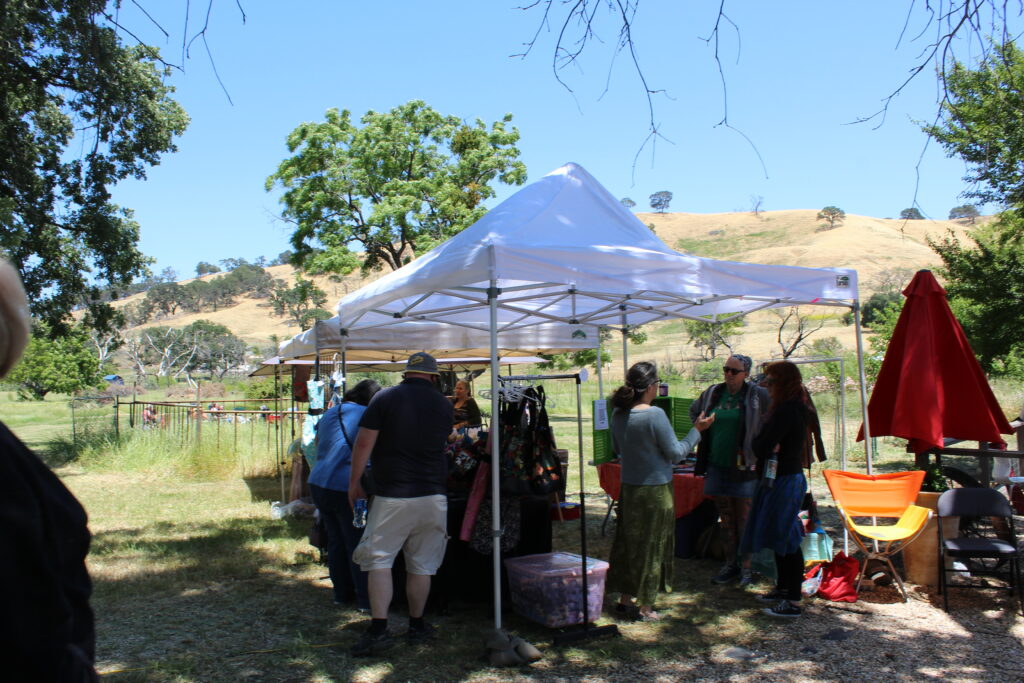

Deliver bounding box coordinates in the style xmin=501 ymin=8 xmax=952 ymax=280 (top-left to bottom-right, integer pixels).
xmin=817 ymin=552 xmax=860 ymax=602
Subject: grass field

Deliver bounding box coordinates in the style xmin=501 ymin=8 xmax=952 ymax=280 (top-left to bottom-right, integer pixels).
xmin=4 ymin=374 xmax=1021 ymax=681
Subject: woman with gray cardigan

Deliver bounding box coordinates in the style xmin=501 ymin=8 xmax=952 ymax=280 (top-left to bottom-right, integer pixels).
xmin=606 ymin=361 xmax=715 ymax=621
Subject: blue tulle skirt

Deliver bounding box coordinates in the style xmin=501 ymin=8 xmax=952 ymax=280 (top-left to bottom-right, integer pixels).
xmin=739 ymin=472 xmax=806 ymax=556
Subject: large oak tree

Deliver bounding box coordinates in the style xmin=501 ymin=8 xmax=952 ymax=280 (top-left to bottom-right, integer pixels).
xmin=267 ymin=100 xmax=527 ymax=275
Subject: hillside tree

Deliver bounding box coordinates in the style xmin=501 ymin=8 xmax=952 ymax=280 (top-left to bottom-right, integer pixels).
xmin=620 ymin=197 xmax=636 ymax=209
xmin=196 ymin=262 xmax=221 ymax=276
xmin=949 ymin=204 xmax=980 ymax=223
xmin=267 ymin=100 xmax=527 ymax=276
xmin=270 ymin=276 xmax=329 ymax=329
xmin=684 ymin=317 xmax=744 ymax=360
xmin=899 ymin=207 xmax=924 ymax=220
xmin=816 ymin=206 xmax=846 ymax=229
xmin=649 ymin=191 xmax=673 ymax=213
xmin=1 ymin=2 xmax=190 ymax=338
xmin=181 ymin=320 xmax=248 ymax=380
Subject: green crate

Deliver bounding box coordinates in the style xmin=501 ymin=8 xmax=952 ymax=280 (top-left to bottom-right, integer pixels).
xmin=593 ymin=397 xmax=695 ymax=465
xmin=653 ymin=396 xmax=695 ymax=438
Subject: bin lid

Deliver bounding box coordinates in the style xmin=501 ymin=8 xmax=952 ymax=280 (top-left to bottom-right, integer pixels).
xmin=504 ymin=552 xmax=608 ymax=577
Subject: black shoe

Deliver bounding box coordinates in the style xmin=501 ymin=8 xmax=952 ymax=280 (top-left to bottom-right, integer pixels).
xmin=711 ymin=564 xmax=741 ymax=585
xmin=756 ymin=589 xmax=787 ymax=604
xmin=763 ymin=599 xmax=802 ymax=618
xmin=406 ymin=622 xmax=436 ymax=644
xmin=351 ymin=629 xmax=395 ymax=657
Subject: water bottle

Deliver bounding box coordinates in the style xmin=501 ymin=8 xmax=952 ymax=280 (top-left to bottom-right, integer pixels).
xmin=764 ymin=455 xmax=778 ymax=488
xmin=353 ymin=498 xmax=368 ymax=528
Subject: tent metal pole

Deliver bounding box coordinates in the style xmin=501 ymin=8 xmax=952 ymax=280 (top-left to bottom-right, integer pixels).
xmin=596 ymin=327 xmax=604 ymax=398
xmin=839 ymin=358 xmax=847 ymax=471
xmin=853 ymin=301 xmax=873 ymax=474
xmin=620 ymin=309 xmax=628 ymax=378
xmin=488 ymin=281 xmax=502 ymax=631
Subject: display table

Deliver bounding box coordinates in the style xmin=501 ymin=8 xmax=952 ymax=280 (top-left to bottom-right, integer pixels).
xmin=596 ymin=462 xmax=708 ymax=518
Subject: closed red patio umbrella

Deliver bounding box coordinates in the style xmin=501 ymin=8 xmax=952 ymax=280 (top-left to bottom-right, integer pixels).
xmin=858 ymin=269 xmax=1012 ymax=455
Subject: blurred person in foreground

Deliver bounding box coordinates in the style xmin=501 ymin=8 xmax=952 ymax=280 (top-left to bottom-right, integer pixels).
xmin=309 ymin=378 xmax=382 ymax=612
xmin=690 ymin=353 xmax=770 ymax=586
xmin=0 ymin=259 xmax=99 ymax=681
xmin=606 ymin=361 xmax=715 ymax=621
xmin=740 ymin=360 xmax=810 ymax=618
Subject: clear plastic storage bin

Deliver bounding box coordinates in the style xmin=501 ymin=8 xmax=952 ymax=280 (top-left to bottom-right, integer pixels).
xmin=504 ymin=552 xmax=609 ymax=628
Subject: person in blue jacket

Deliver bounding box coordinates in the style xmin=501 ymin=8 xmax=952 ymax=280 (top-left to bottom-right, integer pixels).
xmin=308 ymin=378 xmax=381 ymax=610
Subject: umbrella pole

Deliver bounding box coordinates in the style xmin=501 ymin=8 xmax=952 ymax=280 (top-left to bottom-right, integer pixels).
xmin=853 ymin=302 xmax=873 ymax=474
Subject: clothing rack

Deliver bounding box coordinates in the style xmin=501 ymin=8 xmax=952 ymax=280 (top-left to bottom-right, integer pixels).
xmin=497 ymin=373 xmax=618 ymax=644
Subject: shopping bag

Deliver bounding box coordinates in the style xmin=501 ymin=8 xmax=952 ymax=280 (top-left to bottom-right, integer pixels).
xmin=817 ymin=552 xmax=859 ymax=602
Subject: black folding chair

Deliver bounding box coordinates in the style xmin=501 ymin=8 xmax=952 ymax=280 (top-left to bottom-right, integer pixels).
xmin=937 ymin=487 xmax=1023 ymax=614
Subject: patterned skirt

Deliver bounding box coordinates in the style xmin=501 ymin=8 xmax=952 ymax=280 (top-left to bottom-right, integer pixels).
xmin=739 ymin=472 xmax=806 ymax=556
xmin=606 ymin=482 xmax=675 ymax=606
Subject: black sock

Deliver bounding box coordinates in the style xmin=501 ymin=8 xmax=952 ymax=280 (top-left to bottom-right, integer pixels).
xmin=409 ymin=616 xmax=425 ymax=631
xmin=369 ymin=618 xmax=388 ymax=635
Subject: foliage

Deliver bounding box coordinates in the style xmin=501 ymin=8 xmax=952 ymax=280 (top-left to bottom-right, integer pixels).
xmin=0 ymin=2 xmax=189 ymax=336
xmin=860 ymin=291 xmax=903 ymax=328
xmin=929 ymin=213 xmax=1024 ymax=373
xmin=267 ymin=100 xmax=527 ymax=275
xmin=816 ymin=206 xmax=846 ymax=229
xmin=244 ymin=377 xmax=289 ymax=401
xmin=684 ymin=317 xmax=744 ymax=360
xmin=196 ymin=262 xmax=221 ymax=276
xmin=899 ymin=207 xmax=924 ymax=220
xmin=805 ymin=336 xmax=853 ymax=389
xmin=948 ymin=204 xmax=980 ymax=223
xmin=649 ymin=190 xmax=673 ymax=213
xmin=864 ymin=297 xmax=904 ymax=384
xmin=269 ymin=276 xmax=328 ymax=329
xmin=923 ymin=40 xmax=1024 ymax=209
xmin=181 ymin=320 xmax=248 ymax=380
xmin=7 ymin=324 xmax=101 ymax=400
xmin=918 ymin=464 xmax=950 ymax=493
xmin=620 ymin=197 xmax=636 ymax=208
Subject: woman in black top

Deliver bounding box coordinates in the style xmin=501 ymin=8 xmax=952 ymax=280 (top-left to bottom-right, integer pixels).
xmin=740 ymin=360 xmax=809 ymax=619
xmin=451 ymin=380 xmax=482 ymax=431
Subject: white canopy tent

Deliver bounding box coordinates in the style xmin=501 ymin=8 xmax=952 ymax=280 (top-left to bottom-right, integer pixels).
xmin=304 ymin=162 xmax=867 ymax=634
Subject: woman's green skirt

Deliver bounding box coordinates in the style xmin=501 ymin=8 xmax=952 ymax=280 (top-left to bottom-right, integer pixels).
xmin=606 ymin=481 xmax=675 ymax=606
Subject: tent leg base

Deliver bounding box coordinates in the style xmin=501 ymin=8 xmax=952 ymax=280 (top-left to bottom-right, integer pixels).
xmin=552 ymin=623 xmax=619 ymax=646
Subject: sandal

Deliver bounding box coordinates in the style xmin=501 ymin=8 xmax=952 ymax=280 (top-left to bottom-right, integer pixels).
xmin=638 ymin=610 xmax=663 ymax=622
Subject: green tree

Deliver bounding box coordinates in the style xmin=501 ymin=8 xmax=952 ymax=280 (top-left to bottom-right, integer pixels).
xmin=182 ymin=320 xmax=247 ymax=380
xmin=537 ymin=327 xmax=647 ymax=372
xmin=930 ymin=214 xmax=1024 ymax=373
xmin=684 ymin=317 xmax=744 ymax=360
xmin=865 ymin=297 xmax=904 ymax=384
xmin=649 ymin=191 xmax=673 ymax=213
xmin=949 ymin=204 xmax=981 ymax=223
xmin=196 ymin=262 xmax=221 ymax=277
xmin=270 ymin=276 xmax=328 ymax=329
xmin=899 ymin=207 xmax=924 ymax=220
xmin=859 ymin=291 xmax=904 ymax=328
xmin=923 ymin=40 xmax=1024 ymax=209
xmin=1 ymin=3 xmax=189 ymax=336
xmin=620 ymin=197 xmax=636 ymax=209
xmin=8 ymin=324 xmax=101 ymax=400
xmin=816 ymin=206 xmax=845 ymax=229
xmin=267 ymin=100 xmax=527 ymax=275
xmin=144 ymin=282 xmax=184 ymax=317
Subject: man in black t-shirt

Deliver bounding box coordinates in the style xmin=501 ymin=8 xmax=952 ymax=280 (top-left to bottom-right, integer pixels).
xmin=349 ymin=352 xmax=453 ymax=657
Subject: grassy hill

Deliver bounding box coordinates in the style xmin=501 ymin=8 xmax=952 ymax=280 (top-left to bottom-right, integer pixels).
xmin=117 ymin=210 xmax=980 ymax=367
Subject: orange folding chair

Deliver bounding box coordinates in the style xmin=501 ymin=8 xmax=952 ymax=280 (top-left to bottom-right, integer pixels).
xmin=823 ymin=469 xmax=932 ymax=602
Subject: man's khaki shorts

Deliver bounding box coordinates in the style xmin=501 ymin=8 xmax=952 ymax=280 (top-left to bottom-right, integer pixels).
xmin=353 ymin=494 xmax=448 ymax=574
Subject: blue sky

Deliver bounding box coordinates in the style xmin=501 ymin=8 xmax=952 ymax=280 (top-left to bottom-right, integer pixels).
xmin=110 ymin=2 xmax=1001 ymax=281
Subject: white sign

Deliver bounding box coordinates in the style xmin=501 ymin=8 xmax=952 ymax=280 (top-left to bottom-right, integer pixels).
xmin=593 ymin=399 xmax=609 ymax=431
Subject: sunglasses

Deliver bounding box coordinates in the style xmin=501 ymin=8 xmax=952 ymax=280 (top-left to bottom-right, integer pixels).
xmin=722 ymin=366 xmax=744 ymax=375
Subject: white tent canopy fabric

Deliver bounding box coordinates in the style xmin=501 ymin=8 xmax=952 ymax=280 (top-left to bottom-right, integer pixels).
xmin=333 ymin=163 xmax=858 ymax=335
xmin=278 ymin=317 xmax=597 ymax=360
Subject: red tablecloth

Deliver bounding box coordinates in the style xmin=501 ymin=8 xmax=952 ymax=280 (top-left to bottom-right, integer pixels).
xmin=597 ymin=462 xmax=708 ymax=518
